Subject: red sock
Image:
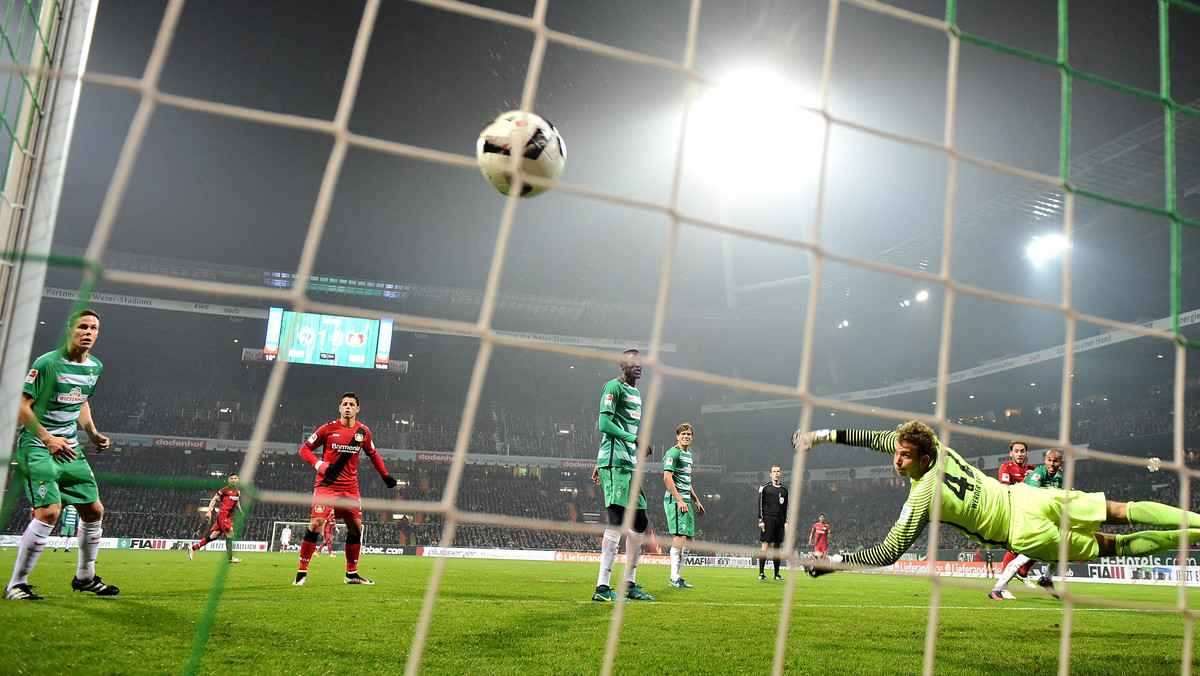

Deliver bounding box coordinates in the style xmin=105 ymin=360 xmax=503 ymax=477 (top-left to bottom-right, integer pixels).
xmin=1001 ymin=551 xmax=1017 ymax=571
xmin=192 ymin=538 xmax=209 ymax=551
xmin=1019 ymin=560 xmax=1035 ymax=576
xmin=345 ymin=543 xmax=361 ymax=573
xmin=298 ymin=540 xmax=317 ymax=572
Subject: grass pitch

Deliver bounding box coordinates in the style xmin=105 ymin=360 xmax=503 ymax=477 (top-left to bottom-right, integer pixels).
xmin=0 ymin=549 xmax=1197 ymax=675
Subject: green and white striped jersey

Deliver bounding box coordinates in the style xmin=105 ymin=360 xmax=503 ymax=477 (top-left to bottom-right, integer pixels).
xmin=1024 ymin=465 xmax=1063 ymax=489
xmin=21 ymin=349 xmax=103 ymax=449
xmin=596 ymin=377 xmax=641 ymax=469
xmin=662 ymin=445 xmax=693 ymax=502
xmin=61 ymin=504 xmax=78 ymax=529
xmin=838 ymin=429 xmax=1011 ymax=568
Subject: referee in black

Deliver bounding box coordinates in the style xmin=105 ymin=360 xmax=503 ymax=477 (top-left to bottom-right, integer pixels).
xmin=758 ymin=464 xmax=789 ymax=580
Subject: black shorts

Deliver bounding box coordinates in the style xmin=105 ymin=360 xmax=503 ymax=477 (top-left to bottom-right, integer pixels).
xmin=760 ymin=515 xmax=786 ymax=543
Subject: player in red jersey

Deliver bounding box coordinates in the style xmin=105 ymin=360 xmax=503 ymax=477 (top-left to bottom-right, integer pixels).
xmin=994 ymin=440 xmax=1036 ymax=597
xmin=809 ymin=513 xmax=831 ymax=558
xmin=293 ymin=393 xmax=396 ymax=586
xmin=314 ymin=509 xmax=336 ymax=558
xmin=189 ymin=474 xmax=244 ymax=563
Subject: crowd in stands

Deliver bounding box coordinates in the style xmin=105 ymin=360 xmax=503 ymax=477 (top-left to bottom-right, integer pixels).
xmin=4 ymin=356 xmax=1199 ymax=555
xmin=86 ymin=367 xmax=1200 ymax=476
xmin=5 ymin=438 xmax=1199 ymax=556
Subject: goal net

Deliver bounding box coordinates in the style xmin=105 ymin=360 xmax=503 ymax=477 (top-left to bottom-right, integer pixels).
xmin=0 ymin=1 xmax=1197 ymax=675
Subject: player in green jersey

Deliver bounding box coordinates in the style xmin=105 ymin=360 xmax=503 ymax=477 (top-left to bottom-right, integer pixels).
xmin=5 ymin=309 xmax=118 ymax=600
xmin=591 ymin=349 xmax=654 ymax=602
xmin=793 ymin=422 xmax=1200 ymax=580
xmin=990 ymin=448 xmax=1065 ymax=599
xmin=53 ymin=505 xmax=78 ymax=553
xmin=663 ymin=423 xmax=705 ymax=588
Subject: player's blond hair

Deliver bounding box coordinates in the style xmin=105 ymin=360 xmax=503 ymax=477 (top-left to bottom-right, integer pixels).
xmin=676 ymin=422 xmax=693 ymax=435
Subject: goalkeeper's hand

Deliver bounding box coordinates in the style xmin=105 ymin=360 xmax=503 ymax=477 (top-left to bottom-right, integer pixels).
xmin=382 ymin=474 xmax=398 ymax=489
xmin=792 ymin=429 xmax=834 ymax=452
xmin=802 ymin=553 xmax=842 ymax=578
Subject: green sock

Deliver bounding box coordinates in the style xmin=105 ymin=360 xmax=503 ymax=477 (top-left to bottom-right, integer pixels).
xmin=1126 ymin=501 xmax=1200 ymax=528
xmin=1115 ymin=530 xmax=1200 ymax=557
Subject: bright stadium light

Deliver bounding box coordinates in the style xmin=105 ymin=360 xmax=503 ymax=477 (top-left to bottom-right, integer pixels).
xmin=685 ymin=66 xmax=822 ymax=193
xmin=1026 ymin=234 xmax=1069 ymax=263
xmin=915 ymin=290 xmax=929 ymax=302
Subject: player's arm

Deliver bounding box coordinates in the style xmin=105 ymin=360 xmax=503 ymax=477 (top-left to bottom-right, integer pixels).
xmin=844 ymin=480 xmax=931 ymax=567
xmin=998 ymin=462 xmax=1013 ymax=485
xmin=77 ymin=400 xmax=110 ymax=452
xmin=664 ymin=470 xmax=689 ymax=513
xmin=205 ymin=493 xmax=219 ymax=522
xmin=808 ymin=480 xmax=933 ymax=576
xmin=793 ymin=428 xmax=897 ymax=456
xmin=809 ymin=524 xmax=816 ymax=545
xmin=597 ymin=382 xmax=649 ymax=455
xmin=690 ymin=488 xmax=704 ymax=516
xmin=758 ymin=485 xmax=766 ymax=530
xmin=298 ymin=428 xmax=329 ymax=472
xmin=362 ymin=431 xmax=398 ymax=487
xmin=662 ymin=449 xmax=689 ymax=512
xmin=18 ymin=392 xmax=76 ymax=461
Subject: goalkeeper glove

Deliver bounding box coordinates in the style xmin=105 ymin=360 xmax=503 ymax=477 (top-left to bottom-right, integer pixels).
xmin=802 ymin=553 xmax=842 ymax=578
xmin=382 ymin=474 xmax=398 ymax=488
xmin=791 ymin=429 xmax=834 ymax=452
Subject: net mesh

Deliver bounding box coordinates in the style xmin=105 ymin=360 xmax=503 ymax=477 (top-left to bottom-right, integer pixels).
xmin=1 ymin=1 xmax=1199 ymax=674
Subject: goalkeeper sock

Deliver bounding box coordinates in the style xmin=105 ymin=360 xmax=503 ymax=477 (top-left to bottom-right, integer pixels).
xmin=597 ymin=529 xmax=620 ymax=587
xmin=625 ymin=531 xmax=644 ymax=584
xmin=8 ymin=518 xmax=52 ymax=589
xmin=670 ymin=547 xmax=681 ymax=580
xmin=1126 ymin=502 xmax=1200 ymax=528
xmin=76 ymin=520 xmax=102 ymax=580
xmin=1115 ymin=530 xmax=1200 ymax=557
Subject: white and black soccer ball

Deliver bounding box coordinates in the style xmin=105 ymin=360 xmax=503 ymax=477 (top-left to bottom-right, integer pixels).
xmin=475 ymin=110 xmax=565 ymax=197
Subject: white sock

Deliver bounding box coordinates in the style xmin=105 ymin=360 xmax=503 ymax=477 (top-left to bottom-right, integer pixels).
xmin=670 ymin=547 xmax=681 ymax=580
xmin=77 ymin=520 xmax=103 ymax=581
xmin=992 ymin=554 xmax=1031 ymax=592
xmin=597 ymin=529 xmax=620 ymax=587
xmin=624 ymin=531 xmax=644 ymax=584
xmin=680 ymin=547 xmax=688 ymax=579
xmin=8 ymin=518 xmax=53 ymax=589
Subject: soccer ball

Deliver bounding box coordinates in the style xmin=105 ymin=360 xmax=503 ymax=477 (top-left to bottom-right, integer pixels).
xmin=476 ymin=110 xmax=566 ymax=197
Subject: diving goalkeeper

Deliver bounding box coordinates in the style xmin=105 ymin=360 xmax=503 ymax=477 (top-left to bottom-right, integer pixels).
xmin=792 ymin=421 xmax=1200 ymax=577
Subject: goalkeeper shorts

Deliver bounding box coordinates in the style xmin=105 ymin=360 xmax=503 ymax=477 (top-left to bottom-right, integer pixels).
xmin=1008 ymin=482 xmax=1107 ymax=562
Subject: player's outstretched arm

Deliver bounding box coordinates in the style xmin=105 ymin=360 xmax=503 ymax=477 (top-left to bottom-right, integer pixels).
xmin=792 ymin=428 xmax=835 ymax=452
xmin=802 ymin=554 xmax=843 ymax=577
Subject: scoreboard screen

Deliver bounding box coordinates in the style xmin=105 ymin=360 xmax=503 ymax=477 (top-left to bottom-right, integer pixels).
xmin=263 ymin=307 xmax=393 ymax=370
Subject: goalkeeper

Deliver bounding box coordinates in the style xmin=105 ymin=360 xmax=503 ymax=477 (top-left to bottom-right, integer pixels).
xmin=793 ymin=421 xmax=1200 ymax=578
